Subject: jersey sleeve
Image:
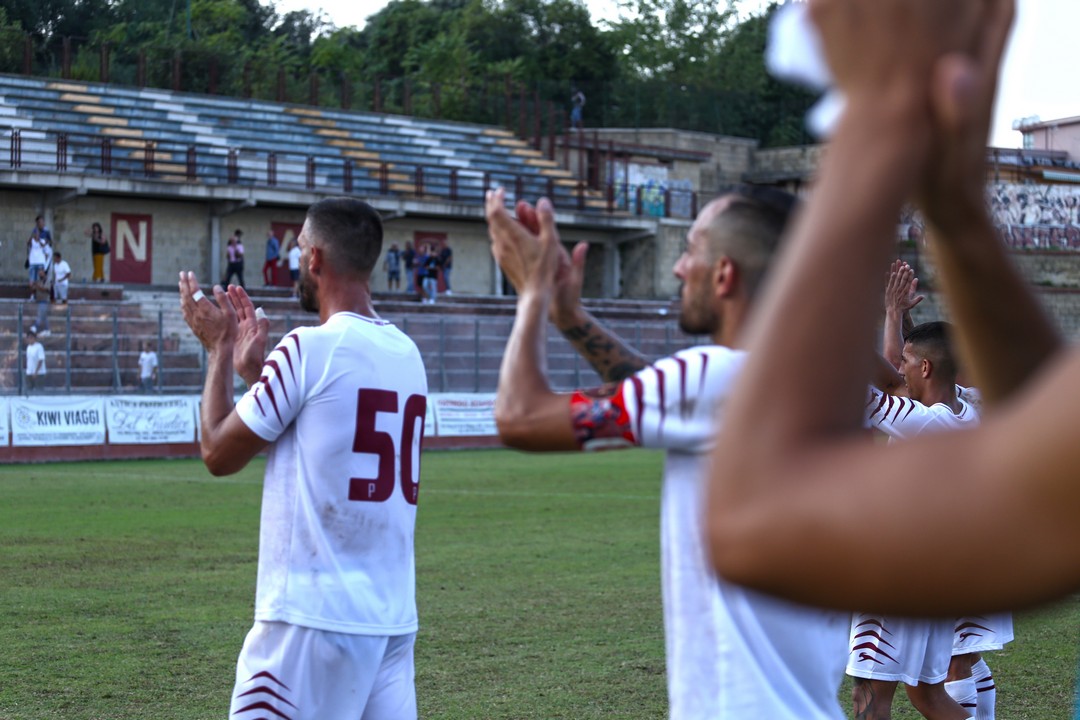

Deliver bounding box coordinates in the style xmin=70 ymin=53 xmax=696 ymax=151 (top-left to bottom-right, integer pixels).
xmin=570 ymin=349 xmax=738 ymax=452
xmin=235 ymin=331 xmax=308 ymax=442
xmin=864 ymin=386 xmax=943 ymax=440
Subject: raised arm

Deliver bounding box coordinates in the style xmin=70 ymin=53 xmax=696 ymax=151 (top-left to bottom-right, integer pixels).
xmin=882 ymin=259 xmax=923 ymax=369
xmin=485 ymin=192 xmax=579 ymax=452
xmin=914 ymin=9 xmax=1062 ymax=406
xmin=179 ymin=272 xmax=267 ymax=475
xmin=497 ymin=193 xmax=648 ymax=383
xmin=701 ymin=0 xmax=1064 ymax=615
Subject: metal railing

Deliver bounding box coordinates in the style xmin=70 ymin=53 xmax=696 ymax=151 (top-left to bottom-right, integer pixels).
xmin=4 ymin=127 xmax=703 ymax=218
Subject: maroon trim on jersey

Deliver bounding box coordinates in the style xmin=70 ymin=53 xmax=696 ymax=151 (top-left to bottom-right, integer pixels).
xmin=698 ymin=352 xmax=709 ymax=398
xmin=236 ymin=685 xmax=297 ymax=708
xmin=279 ymin=344 xmax=297 ymax=384
xmin=890 ymin=397 xmax=909 ymax=422
xmin=248 ymin=671 xmax=290 ymax=690
xmin=265 ymin=358 xmax=290 ymax=406
xmin=869 ymin=390 xmax=889 ymax=416
xmin=654 ymin=366 xmax=666 ymax=441
xmin=630 ymin=374 xmax=645 ymax=441
xmin=285 ymin=332 xmax=302 ymax=364
xmin=673 ymin=356 xmax=689 ymax=418
xmin=232 ymin=700 xmax=293 ymax=719
xmin=899 ymin=400 xmax=917 ymax=422
xmin=252 ymin=386 xmax=267 ymax=417
xmin=259 ymin=374 xmax=284 ymax=426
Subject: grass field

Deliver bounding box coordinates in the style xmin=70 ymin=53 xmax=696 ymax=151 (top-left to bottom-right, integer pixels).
xmin=0 ymin=451 xmax=1075 ymax=719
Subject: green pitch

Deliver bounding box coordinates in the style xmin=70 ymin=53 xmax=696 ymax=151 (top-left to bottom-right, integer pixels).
xmin=0 ymin=452 xmax=1075 ymax=719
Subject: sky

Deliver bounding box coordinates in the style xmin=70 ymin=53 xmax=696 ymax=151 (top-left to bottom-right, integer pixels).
xmin=273 ymin=0 xmax=1076 ymax=149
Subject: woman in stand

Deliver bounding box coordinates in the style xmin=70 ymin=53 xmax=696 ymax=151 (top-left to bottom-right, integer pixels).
xmin=89 ymin=222 xmax=110 ymax=282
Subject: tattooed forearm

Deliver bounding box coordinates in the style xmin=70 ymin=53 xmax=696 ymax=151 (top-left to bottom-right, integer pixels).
xmin=561 ymin=318 xmax=648 ymax=383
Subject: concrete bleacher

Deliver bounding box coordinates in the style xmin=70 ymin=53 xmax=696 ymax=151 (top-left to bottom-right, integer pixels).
xmin=0 ymin=281 xmax=696 ymax=396
xmin=0 ymin=74 xmax=609 ymax=210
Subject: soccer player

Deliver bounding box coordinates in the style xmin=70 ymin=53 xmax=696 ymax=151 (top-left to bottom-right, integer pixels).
xmin=179 ymin=197 xmax=427 ymax=720
xmin=947 ymin=615 xmax=1012 ymax=720
xmin=703 ymin=0 xmax=1080 ymax=620
xmin=485 ymin=186 xmax=850 ymax=719
xmin=850 ymin=322 xmax=977 ymax=720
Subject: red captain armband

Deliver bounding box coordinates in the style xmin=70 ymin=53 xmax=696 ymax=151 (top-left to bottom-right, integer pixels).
xmin=569 ymin=384 xmax=636 ymax=451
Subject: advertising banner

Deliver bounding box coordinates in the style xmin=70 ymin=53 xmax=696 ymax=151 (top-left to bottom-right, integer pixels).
xmin=11 ymin=396 xmax=106 ymax=446
xmin=430 ymin=393 xmax=497 ymax=437
xmin=0 ymin=398 xmax=8 ymax=447
xmin=105 ymin=395 xmax=197 ymax=444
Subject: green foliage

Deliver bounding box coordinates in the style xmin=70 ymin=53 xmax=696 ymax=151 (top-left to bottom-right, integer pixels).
xmin=1 ymin=0 xmax=824 ymax=145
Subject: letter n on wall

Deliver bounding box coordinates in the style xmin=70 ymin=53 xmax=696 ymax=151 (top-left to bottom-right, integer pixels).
xmin=110 ymin=214 xmax=153 ymax=284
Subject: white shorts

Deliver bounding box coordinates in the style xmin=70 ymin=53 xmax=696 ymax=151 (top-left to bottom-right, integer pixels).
xmin=230 ymin=621 xmax=417 ymax=720
xmin=953 ymin=613 xmax=1014 ymax=654
xmin=846 ymin=613 xmax=954 ymax=686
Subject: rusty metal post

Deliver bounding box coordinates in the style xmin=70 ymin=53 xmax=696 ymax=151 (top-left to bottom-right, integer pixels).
xmin=62 ymin=37 xmax=72 ymax=79
xmin=10 ymin=129 xmax=21 ymax=169
xmin=186 ymin=145 xmax=196 ymax=181
xmin=415 ymin=166 xmax=424 ymax=196
xmin=546 ymin=178 xmax=554 ymax=199
xmin=227 ymin=148 xmax=238 ymax=184
xmin=267 ymin=152 xmax=277 ymax=186
xmin=663 ymin=187 xmax=671 ymax=218
xmin=343 ymin=159 xmax=353 ymax=193
xmin=690 ymin=192 xmax=698 ymax=218
xmin=449 ymin=168 xmax=457 ymax=200
xmin=514 ymin=175 xmax=523 ymax=201
xmin=99 ymin=43 xmax=110 ymax=83
xmin=606 ymin=181 xmax=614 ymax=213
xmin=56 ymin=133 xmax=68 ymax=172
xmin=635 ymin=186 xmax=643 ymax=216
xmin=379 ymin=163 xmax=389 ymax=194
xmin=306 ymin=156 xmax=315 ymax=189
xmin=101 ymin=138 xmax=112 ymax=174
xmin=577 ymin=181 xmax=585 ymax=210
xmin=22 ymin=36 xmax=32 ymax=75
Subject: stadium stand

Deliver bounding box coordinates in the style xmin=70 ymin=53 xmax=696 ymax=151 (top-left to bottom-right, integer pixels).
xmin=0 ymin=74 xmax=610 ymax=211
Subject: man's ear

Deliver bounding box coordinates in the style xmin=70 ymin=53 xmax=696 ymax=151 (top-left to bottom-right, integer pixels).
xmin=713 ymin=256 xmax=738 ymax=299
xmin=921 ymin=357 xmax=933 ymax=380
xmin=308 ymin=244 xmax=323 ymax=274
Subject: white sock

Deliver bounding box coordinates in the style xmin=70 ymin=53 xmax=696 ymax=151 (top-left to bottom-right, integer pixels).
xmin=972 ymin=658 xmax=996 ymax=720
xmin=945 ymin=677 xmax=978 ymax=713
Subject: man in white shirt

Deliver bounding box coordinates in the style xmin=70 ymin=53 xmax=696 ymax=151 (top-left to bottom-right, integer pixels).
xmin=485 ymin=186 xmax=849 ymax=719
xmin=52 ymin=252 xmax=71 ymax=304
xmin=138 ymin=341 xmax=158 ymax=393
xmin=848 ymin=322 xmax=977 ymax=720
xmin=24 ymin=328 xmax=45 ymax=392
xmin=179 ymin=198 xmax=427 ymax=720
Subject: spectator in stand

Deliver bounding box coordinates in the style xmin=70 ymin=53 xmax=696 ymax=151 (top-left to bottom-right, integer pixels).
xmin=24 ymin=328 xmax=45 ymax=392
xmin=438 ymin=243 xmax=453 ymax=296
xmin=27 ymin=219 xmax=50 ymax=286
xmin=287 ymin=238 xmax=301 ymax=297
xmin=89 ymin=221 xmax=110 ymax=282
xmin=403 ymin=241 xmax=416 ymax=294
xmin=139 ymin=340 xmax=159 ymax=393
xmin=263 ymin=228 xmax=281 ymax=286
xmin=384 ymin=243 xmax=402 ymax=291
xmin=570 ymin=89 xmax=586 ymax=130
xmin=52 ymin=252 xmax=71 ymax=305
xmin=222 ymin=230 xmax=245 ymax=288
xmin=30 ymin=267 xmax=51 ymax=338
xmin=420 ymin=244 xmax=439 ymax=304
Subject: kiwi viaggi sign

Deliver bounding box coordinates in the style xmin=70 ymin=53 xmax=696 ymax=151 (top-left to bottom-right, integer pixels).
xmin=11 ymin=396 xmax=106 ymax=446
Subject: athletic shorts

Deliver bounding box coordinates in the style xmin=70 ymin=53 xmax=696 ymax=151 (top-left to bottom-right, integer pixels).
xmin=953 ymin=613 xmax=1014 ymax=654
xmin=230 ymin=621 xmax=417 ymax=720
xmin=388 ymin=270 xmax=400 ymax=281
xmin=846 ymin=613 xmax=954 ymax=685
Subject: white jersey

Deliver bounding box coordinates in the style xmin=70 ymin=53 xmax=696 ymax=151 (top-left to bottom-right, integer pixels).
xmin=865 ymin=386 xmax=978 ymax=440
xmin=235 ymin=312 xmax=428 ymax=636
xmin=25 ymin=341 xmax=45 ymax=375
xmin=597 ymin=346 xmax=848 ymax=719
xmin=852 ymin=387 xmax=981 ymax=684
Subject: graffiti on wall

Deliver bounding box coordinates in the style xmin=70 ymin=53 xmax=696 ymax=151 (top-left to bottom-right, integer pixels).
xmin=612 ymin=163 xmax=695 ymax=218
xmin=903 ymin=183 xmax=1080 ymax=249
